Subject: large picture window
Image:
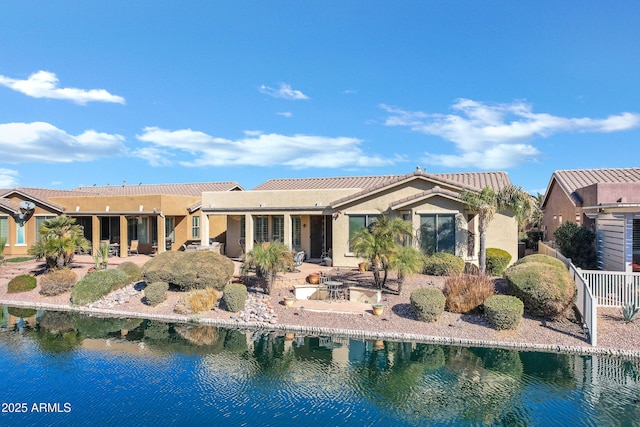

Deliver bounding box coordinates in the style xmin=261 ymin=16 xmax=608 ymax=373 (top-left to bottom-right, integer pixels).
xmin=271 ymin=216 xmax=284 ymax=242
xmin=35 ymin=216 xmax=56 ymax=242
xmin=254 ymin=216 xmax=268 ymax=243
xmin=0 ymin=216 xmax=7 ymax=242
xmin=292 ymin=216 xmax=301 ymax=248
xmin=348 ymin=214 xmax=379 ymax=251
xmin=419 ymin=214 xmax=456 ymax=255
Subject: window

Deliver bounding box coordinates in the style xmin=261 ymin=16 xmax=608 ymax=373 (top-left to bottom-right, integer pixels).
xmin=348 ymin=214 xmax=379 ymax=251
xmin=292 ymin=216 xmax=301 ymax=247
xmin=35 ymin=216 xmax=56 ymax=241
xmin=240 ymin=216 xmax=246 ymax=240
xmin=419 ymin=214 xmax=455 ymax=255
xmin=165 ymin=216 xmax=175 ymax=243
xmin=0 ymin=216 xmax=7 ymax=242
xmin=254 ymin=216 xmax=269 ymax=243
xmin=271 ymin=216 xmax=284 ymax=242
xmin=16 ymin=222 xmax=25 ymax=245
xmin=128 ymin=217 xmax=150 ymax=244
xmin=191 ymin=215 xmax=200 ymax=239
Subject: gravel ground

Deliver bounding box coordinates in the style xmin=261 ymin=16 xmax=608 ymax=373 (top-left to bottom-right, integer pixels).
xmin=1 ymin=258 xmax=639 ymax=357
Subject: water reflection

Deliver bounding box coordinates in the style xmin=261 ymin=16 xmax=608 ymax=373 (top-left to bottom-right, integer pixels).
xmin=1 ymin=307 xmax=640 ymax=426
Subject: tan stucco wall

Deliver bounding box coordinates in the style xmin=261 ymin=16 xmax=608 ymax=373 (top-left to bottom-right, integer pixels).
xmin=542 ymin=180 xmax=581 ymax=241
xmin=1 ymin=197 xmax=60 ymax=256
xmin=202 ymin=188 xmax=358 ymax=210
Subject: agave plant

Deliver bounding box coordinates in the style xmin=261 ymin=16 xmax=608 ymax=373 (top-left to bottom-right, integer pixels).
xmin=622 ymin=303 xmax=640 ymax=324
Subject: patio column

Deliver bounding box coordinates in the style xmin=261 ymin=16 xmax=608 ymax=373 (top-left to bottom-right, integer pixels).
xmin=245 ymin=214 xmax=254 ymax=252
xmin=201 ymin=211 xmax=209 ymax=247
xmin=119 ymin=215 xmax=128 ymax=258
xmin=91 ymin=215 xmax=100 ymax=252
xmin=283 ymin=213 xmax=292 ymax=250
xmin=157 ymin=214 xmax=166 ymax=253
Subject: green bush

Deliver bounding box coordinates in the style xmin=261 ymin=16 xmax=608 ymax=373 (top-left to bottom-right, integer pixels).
xmin=504 ymin=260 xmax=575 ymax=319
xmin=485 ymin=248 xmax=512 ymax=276
xmin=39 ymin=269 xmax=78 ymax=296
xmin=118 ymin=261 xmax=142 ymax=283
xmin=141 ymin=251 xmax=234 ymax=291
xmin=7 ymin=306 xmax=37 ymax=318
xmin=70 ymin=269 xmax=130 ymax=306
xmin=7 ymin=274 xmax=37 ymax=293
xmin=223 ymin=283 xmax=247 ymax=312
xmin=524 ymin=230 xmax=543 ymax=250
xmin=423 ymin=252 xmax=464 ymax=276
xmin=484 ymin=295 xmax=524 ymax=330
xmin=554 ymin=222 xmax=597 ymax=269
xmin=410 ymin=287 xmax=446 ymax=322
xmin=72 ymin=314 xmax=142 ymax=338
xmin=515 ymin=254 xmax=566 ymax=269
xmin=144 ymin=282 xmax=169 ymax=306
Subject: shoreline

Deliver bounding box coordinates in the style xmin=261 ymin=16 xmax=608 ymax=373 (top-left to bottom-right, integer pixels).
xmin=3 ymin=297 xmax=640 ymax=360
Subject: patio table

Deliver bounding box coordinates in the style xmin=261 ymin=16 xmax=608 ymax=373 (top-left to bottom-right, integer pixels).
xmin=324 ymin=280 xmax=344 ymax=301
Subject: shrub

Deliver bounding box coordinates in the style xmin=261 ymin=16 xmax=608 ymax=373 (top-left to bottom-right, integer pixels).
xmin=515 ymin=254 xmax=566 ymax=269
xmin=485 ymin=248 xmax=512 ymax=276
xmin=144 ymin=282 xmax=169 ymax=306
xmin=39 ymin=269 xmax=78 ymax=296
xmin=70 ymin=269 xmax=130 ymax=306
xmin=7 ymin=274 xmax=37 ymax=293
xmin=141 ymin=251 xmax=234 ymax=291
xmin=223 ymin=283 xmax=247 ymax=312
xmin=7 ymin=306 xmax=37 ymax=318
xmin=443 ymin=274 xmax=494 ymax=313
xmin=504 ymin=260 xmax=575 ymax=319
xmin=554 ymin=222 xmax=597 ymax=269
xmin=524 ymin=230 xmax=543 ymax=250
xmin=484 ymin=295 xmax=524 ymax=330
xmin=423 ymin=252 xmax=464 ymax=276
xmin=184 ymin=288 xmax=220 ymax=313
xmin=118 ymin=261 xmax=142 ymax=283
xmin=410 ymin=287 xmax=446 ymax=322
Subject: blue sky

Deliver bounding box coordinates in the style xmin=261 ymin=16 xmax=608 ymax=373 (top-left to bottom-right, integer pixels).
xmin=1 ymin=1 xmax=639 ymax=195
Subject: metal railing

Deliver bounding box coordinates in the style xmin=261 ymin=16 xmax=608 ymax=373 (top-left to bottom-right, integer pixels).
xmin=579 ymin=270 xmax=640 ymax=307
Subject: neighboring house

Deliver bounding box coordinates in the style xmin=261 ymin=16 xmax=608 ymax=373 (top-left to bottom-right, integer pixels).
xmin=540 ymin=168 xmax=640 ymax=272
xmin=200 ymin=169 xmax=518 ymax=267
xmin=0 ymin=182 xmax=243 ymax=258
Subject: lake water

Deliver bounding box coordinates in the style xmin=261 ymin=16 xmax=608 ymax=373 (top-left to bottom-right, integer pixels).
xmin=1 ymin=307 xmax=639 ymax=426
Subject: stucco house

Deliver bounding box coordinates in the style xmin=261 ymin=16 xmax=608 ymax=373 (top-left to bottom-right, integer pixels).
xmin=200 ymin=169 xmax=518 ymax=268
xmin=0 ymin=182 xmax=242 ymax=258
xmin=540 ymin=168 xmax=640 ymax=272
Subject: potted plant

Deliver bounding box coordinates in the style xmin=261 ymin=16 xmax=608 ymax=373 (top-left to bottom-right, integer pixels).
xmin=284 ymin=296 xmax=295 ymax=307
xmin=372 ymin=303 xmax=384 ymax=316
xmin=308 ymin=272 xmax=320 ymax=284
xmin=358 ymin=261 xmax=368 ymax=272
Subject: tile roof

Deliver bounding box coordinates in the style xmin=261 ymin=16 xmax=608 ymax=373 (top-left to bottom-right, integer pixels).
xmin=73 ymin=181 xmax=243 ymax=196
xmin=0 ymin=188 xmax=88 ymax=211
xmin=0 ymin=197 xmax=20 ymax=213
xmin=330 ymin=170 xmax=511 ymax=207
xmin=389 ymin=186 xmax=462 ymax=210
xmin=542 ymin=168 xmax=640 ymax=206
xmin=254 ymin=170 xmax=511 ymax=193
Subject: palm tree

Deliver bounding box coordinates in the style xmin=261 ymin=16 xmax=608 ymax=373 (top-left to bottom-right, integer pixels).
xmin=350 ymin=214 xmax=413 ymax=289
xmin=29 ymin=215 xmax=89 ymax=270
xmin=240 ymin=241 xmax=293 ymax=295
xmin=460 ymin=185 xmax=535 ymax=273
xmin=390 ymin=246 xmax=424 ymax=294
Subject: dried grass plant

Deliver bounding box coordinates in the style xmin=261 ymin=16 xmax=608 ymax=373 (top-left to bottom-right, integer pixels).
xmin=185 ymin=288 xmax=220 ymax=313
xmin=443 ymin=274 xmax=495 ymax=313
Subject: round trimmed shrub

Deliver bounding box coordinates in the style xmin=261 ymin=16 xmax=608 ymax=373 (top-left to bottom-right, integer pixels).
xmin=144 ymin=282 xmax=169 ymax=306
xmin=504 ymin=260 xmax=575 ymax=319
xmin=410 ymin=287 xmax=446 ymax=322
xmin=118 ymin=261 xmax=142 ymax=283
xmin=484 ymin=295 xmax=524 ymax=330
xmin=141 ymin=251 xmax=234 ymax=291
xmin=70 ymin=269 xmax=130 ymax=306
xmin=39 ymin=269 xmax=78 ymax=296
xmin=423 ymin=252 xmax=464 ymax=276
xmin=514 ymin=254 xmax=566 ymax=269
xmin=7 ymin=274 xmax=37 ymax=293
xmin=485 ymin=248 xmax=512 ymax=276
xmin=223 ymin=283 xmax=247 ymax=312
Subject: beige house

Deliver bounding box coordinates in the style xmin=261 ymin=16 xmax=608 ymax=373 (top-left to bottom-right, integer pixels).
xmin=200 ymin=169 xmax=518 ymax=267
xmin=0 ymin=182 xmax=242 ymax=258
xmin=541 ymin=168 xmax=640 ymax=272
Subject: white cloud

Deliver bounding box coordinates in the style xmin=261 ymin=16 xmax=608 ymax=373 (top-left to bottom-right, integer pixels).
xmin=0 ymin=122 xmax=127 ymax=162
xmin=0 ymin=70 xmax=125 ymax=105
xmin=276 ymin=112 xmax=293 ymax=118
xmin=259 ymin=83 xmax=309 ymax=100
xmin=381 ymin=99 xmax=640 ymax=169
xmin=0 ymin=168 xmax=19 ymax=187
xmin=136 ymin=127 xmax=394 ymax=169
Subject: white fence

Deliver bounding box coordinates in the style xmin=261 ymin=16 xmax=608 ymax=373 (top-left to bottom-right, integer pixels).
xmin=580 ymin=270 xmax=640 ymax=307
xmin=539 ymin=242 xmax=597 ymax=346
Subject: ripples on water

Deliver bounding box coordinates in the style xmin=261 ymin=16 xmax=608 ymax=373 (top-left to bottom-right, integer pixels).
xmin=1 ymin=307 xmax=640 ymax=426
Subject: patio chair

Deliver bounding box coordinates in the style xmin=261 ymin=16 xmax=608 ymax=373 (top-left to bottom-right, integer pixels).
xmin=291 ymin=251 xmax=305 ymax=272
xmin=128 ymin=240 xmax=139 ymax=256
